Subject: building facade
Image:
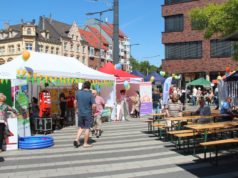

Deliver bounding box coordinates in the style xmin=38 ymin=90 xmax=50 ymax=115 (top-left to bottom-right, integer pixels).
xmin=86 ymin=19 xmax=131 ymax=71
xmin=0 ymin=17 xmax=130 ymax=71
xmin=0 ymin=17 xmax=90 ymax=66
xmin=161 ymin=0 xmax=238 ymax=85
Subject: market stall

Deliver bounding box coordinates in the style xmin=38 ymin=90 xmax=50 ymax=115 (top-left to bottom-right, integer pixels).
xmin=99 ymin=62 xmax=152 ymax=117
xmin=0 ymin=51 xmax=115 ymax=149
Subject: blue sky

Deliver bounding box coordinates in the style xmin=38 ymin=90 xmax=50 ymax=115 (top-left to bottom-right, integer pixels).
xmin=0 ymin=0 xmax=164 ymax=67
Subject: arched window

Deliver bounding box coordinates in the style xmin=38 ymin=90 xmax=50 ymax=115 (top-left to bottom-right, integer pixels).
xmin=7 ymin=58 xmax=13 ymax=62
xmin=27 ymin=28 xmax=31 ymax=35
xmin=0 ymin=58 xmax=5 ymax=65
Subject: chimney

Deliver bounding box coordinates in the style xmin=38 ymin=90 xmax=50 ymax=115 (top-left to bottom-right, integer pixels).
xmin=42 ymin=17 xmax=45 ymax=30
xmin=3 ymin=22 xmax=9 ymax=30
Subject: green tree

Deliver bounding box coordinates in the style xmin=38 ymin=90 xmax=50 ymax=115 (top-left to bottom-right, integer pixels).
xmin=189 ymin=0 xmax=238 ymax=59
xmin=129 ymin=57 xmax=159 ymax=75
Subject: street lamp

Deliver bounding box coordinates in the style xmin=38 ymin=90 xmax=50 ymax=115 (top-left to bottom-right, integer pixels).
xmin=129 ymin=43 xmax=140 ymax=58
xmin=86 ymin=8 xmax=113 ymax=68
xmin=88 ymin=0 xmax=120 ymax=65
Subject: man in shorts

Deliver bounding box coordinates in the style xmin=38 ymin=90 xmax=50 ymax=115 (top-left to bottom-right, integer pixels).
xmin=74 ymin=81 xmax=96 ymax=148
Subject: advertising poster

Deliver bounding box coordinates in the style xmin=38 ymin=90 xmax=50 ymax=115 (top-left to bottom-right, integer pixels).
xmin=140 ymin=82 xmax=152 ymax=116
xmin=12 ymin=79 xmax=31 ymax=137
xmin=163 ymin=77 xmax=173 ymax=106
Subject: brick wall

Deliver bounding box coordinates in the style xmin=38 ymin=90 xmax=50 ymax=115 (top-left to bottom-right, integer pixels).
xmin=161 ymin=0 xmax=238 ymax=74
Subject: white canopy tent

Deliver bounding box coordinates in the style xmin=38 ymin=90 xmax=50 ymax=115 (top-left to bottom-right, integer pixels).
xmin=0 ymin=52 xmax=115 ymax=81
xmin=0 ymin=52 xmax=116 ymax=118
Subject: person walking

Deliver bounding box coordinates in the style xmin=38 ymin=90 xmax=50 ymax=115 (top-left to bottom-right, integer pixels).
xmin=74 ymin=81 xmax=96 ymax=148
xmin=66 ymin=91 xmax=75 ymax=126
xmin=0 ymin=93 xmax=18 ymax=152
xmin=92 ymin=90 xmax=105 ymax=138
xmin=59 ymin=91 xmax=67 ymax=127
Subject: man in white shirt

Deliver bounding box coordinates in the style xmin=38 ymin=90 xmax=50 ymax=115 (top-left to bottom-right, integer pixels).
xmin=192 ymin=87 xmax=197 ymax=106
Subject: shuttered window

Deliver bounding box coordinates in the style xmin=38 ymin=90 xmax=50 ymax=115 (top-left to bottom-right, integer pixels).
xmin=165 ymin=41 xmax=202 ymax=59
xmin=211 ymin=40 xmax=233 ymax=58
xmin=165 ymin=0 xmax=194 ymax=5
xmin=165 ymin=15 xmax=183 ymax=32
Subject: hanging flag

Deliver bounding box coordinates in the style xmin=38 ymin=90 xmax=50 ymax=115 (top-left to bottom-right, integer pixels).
xmin=162 ymin=77 xmax=173 ymax=106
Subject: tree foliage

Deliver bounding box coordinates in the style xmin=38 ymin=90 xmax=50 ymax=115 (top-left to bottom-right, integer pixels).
xmin=129 ymin=56 xmax=159 ymax=75
xmin=190 ymin=0 xmax=238 ymax=38
xmin=189 ymin=0 xmax=238 ymax=60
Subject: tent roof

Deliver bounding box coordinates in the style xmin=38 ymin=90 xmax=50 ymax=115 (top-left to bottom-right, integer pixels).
xmin=131 ymin=70 xmax=145 ymax=78
xmin=186 ymin=78 xmax=211 ymax=87
xmin=0 ymin=52 xmax=114 ymax=81
xmin=99 ymin=62 xmax=140 ymax=79
xmin=145 ymin=71 xmax=165 ymax=83
xmin=225 ymin=71 xmax=238 ymax=81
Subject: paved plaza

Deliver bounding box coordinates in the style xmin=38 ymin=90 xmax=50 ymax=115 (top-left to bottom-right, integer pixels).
xmin=1 ymin=117 xmax=238 ymax=178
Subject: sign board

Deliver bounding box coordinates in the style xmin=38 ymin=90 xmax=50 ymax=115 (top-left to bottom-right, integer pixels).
xmin=139 ymin=82 xmax=152 ymax=116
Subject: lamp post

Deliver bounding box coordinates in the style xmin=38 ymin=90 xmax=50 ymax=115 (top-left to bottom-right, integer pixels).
xmin=129 ymin=43 xmax=140 ymax=58
xmin=88 ymin=0 xmax=120 ymax=65
xmin=86 ymin=8 xmax=113 ymax=68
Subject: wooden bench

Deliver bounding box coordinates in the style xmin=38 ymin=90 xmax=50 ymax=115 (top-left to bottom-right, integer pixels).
xmin=200 ymin=138 xmax=238 ymax=166
xmin=168 ymin=130 xmax=193 ymax=135
xmin=144 ymin=118 xmax=154 ymax=132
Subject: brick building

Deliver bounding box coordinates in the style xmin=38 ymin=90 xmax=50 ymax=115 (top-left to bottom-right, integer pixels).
xmin=161 ymin=0 xmax=238 ymax=85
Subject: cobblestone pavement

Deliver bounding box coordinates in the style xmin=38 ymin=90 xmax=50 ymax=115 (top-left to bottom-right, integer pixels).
xmin=1 ymin=115 xmax=238 ymax=178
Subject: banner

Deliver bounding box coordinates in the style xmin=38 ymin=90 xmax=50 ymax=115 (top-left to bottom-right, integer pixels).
xmin=163 ymin=77 xmax=173 ymax=106
xmin=140 ymin=82 xmax=152 ymax=116
xmin=12 ymin=79 xmax=31 ymax=137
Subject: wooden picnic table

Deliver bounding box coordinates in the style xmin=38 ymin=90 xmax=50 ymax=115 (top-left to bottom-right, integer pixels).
xmin=185 ymin=121 xmax=238 ymax=131
xmin=185 ymin=121 xmax=238 ymax=156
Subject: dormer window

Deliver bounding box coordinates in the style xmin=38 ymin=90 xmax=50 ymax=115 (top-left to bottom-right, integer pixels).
xmin=27 ymin=28 xmax=31 ymax=35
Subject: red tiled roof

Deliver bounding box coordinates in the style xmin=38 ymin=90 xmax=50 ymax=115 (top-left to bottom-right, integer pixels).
xmin=87 ymin=26 xmax=109 ymax=46
xmin=106 ymin=22 xmax=127 ymax=38
xmin=100 ymin=24 xmax=113 ymax=38
xmin=79 ymin=28 xmax=108 ymax=50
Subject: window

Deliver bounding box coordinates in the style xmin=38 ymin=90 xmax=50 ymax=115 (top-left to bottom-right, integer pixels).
xmin=8 ymin=45 xmax=14 ymax=53
xmin=0 ymin=47 xmax=5 ymax=54
xmin=165 ymin=0 xmax=194 ymax=5
xmin=165 ymin=15 xmax=183 ymax=32
xmin=64 ymin=42 xmax=68 ymax=50
xmin=89 ymin=47 xmax=95 ymax=56
xmin=77 ymin=45 xmax=80 ymax=52
xmin=51 ymin=47 xmax=54 ymax=54
xmin=56 ymin=48 xmax=59 ymax=55
xmin=45 ymin=46 xmax=49 ymax=53
xmin=76 ymin=36 xmax=78 ymax=41
xmin=82 ymin=46 xmax=86 ymax=53
xmin=191 ymin=19 xmax=207 ymax=30
xmin=0 ymin=58 xmax=5 ymax=65
xmin=17 ymin=44 xmax=21 ymax=52
xmin=39 ymin=45 xmax=43 ymax=52
xmin=70 ymin=43 xmax=74 ymax=51
xmin=100 ymin=50 xmax=105 ymax=58
xmin=211 ymin=40 xmax=233 ymax=58
xmin=27 ymin=28 xmax=31 ymax=35
xmin=25 ymin=43 xmax=33 ymax=50
xmin=82 ymin=56 xmax=85 ymax=64
xmin=165 ymin=41 xmax=202 ymax=59
xmin=7 ymin=58 xmax=13 ymax=62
